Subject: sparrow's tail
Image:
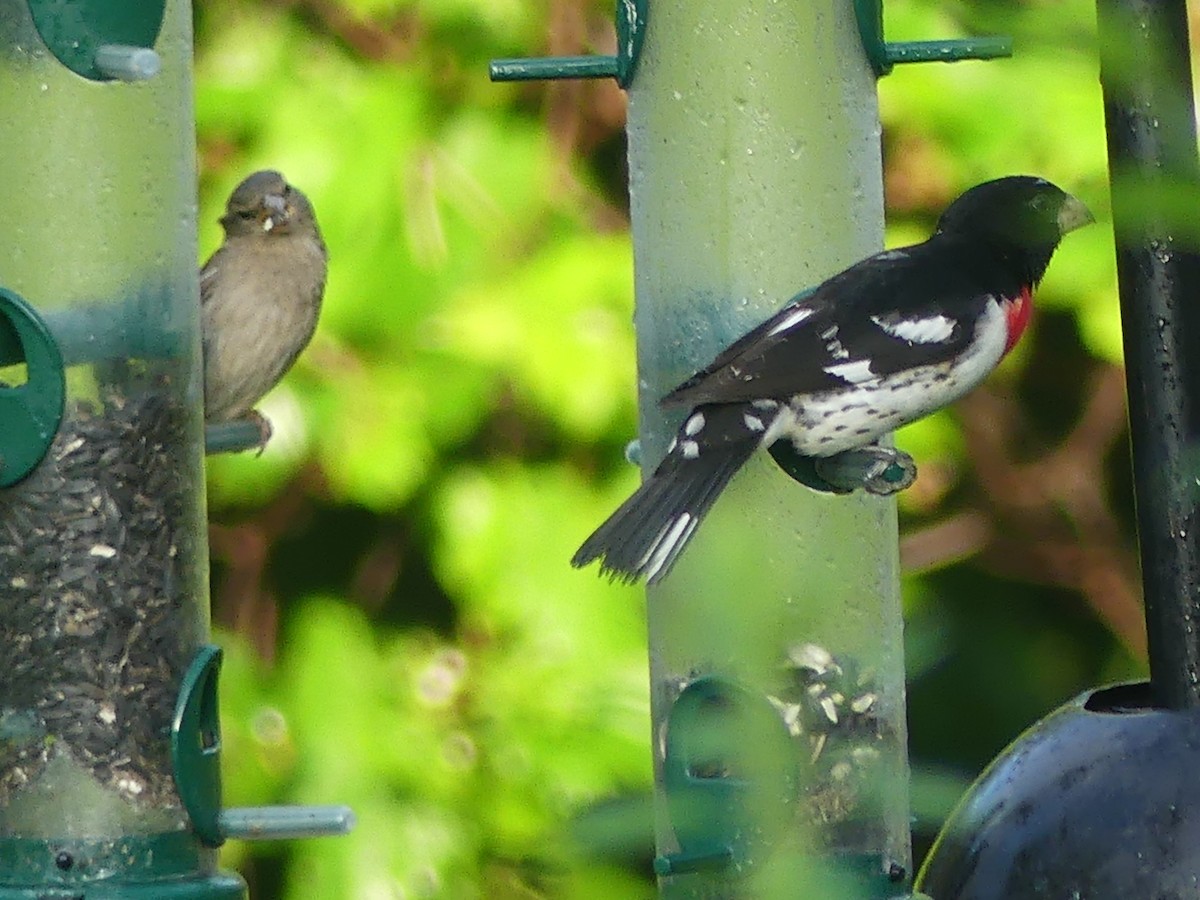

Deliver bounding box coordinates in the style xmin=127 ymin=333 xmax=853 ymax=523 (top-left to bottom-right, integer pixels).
xmin=572 ymin=404 xmax=766 ymax=584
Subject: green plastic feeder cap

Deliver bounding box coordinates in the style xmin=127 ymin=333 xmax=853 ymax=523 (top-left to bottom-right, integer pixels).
xmin=25 ymin=0 xmax=166 ymax=81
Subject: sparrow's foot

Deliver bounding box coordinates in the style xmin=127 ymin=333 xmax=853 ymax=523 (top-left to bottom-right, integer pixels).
xmin=243 ymin=409 xmax=274 ymax=456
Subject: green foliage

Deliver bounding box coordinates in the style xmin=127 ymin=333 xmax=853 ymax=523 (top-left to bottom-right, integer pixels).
xmin=198 ymin=1 xmax=649 ymax=894
xmin=197 ymin=0 xmax=1146 ymax=894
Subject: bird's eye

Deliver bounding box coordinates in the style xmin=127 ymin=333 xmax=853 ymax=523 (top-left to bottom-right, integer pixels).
xmin=236 ymin=209 xmax=258 ymax=220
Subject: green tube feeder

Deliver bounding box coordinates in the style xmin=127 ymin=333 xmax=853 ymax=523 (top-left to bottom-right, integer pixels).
xmin=492 ymin=0 xmax=1012 ymax=896
xmin=626 ymin=1 xmax=913 ymax=892
xmin=0 ymin=2 xmax=351 ymax=897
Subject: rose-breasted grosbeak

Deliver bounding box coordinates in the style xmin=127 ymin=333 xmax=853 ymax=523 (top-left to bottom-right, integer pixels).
xmin=573 ymin=176 xmax=1093 ymax=584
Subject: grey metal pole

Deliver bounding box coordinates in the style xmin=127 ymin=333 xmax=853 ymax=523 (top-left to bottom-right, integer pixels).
xmin=625 ymin=1 xmax=910 ymax=895
xmin=1098 ymin=0 xmax=1200 ymax=710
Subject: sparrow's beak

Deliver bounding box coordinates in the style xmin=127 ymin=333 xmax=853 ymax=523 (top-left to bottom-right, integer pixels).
xmin=1058 ymin=194 xmax=1095 ymax=234
xmin=260 ymin=193 xmax=289 ymax=232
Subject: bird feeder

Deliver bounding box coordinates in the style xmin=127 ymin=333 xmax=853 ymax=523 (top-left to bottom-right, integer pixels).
xmin=916 ymin=1 xmax=1200 ymax=896
xmin=495 ymin=1 xmax=1007 ymax=896
xmin=0 ymin=2 xmax=349 ymax=897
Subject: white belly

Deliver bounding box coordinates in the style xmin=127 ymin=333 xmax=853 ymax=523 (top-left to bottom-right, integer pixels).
xmin=775 ymin=299 xmax=1008 ymax=457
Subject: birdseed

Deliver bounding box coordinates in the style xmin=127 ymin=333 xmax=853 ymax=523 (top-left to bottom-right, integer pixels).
xmin=659 ymin=642 xmax=898 ymax=853
xmin=0 ymin=391 xmax=206 ymax=823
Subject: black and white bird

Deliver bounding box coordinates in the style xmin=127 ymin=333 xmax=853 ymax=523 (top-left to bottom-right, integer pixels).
xmin=572 ymin=176 xmax=1093 ymax=584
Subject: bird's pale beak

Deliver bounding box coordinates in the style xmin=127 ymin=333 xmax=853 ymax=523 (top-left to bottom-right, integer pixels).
xmin=260 ymin=193 xmax=289 ymax=232
xmin=1058 ymin=195 xmax=1095 ymax=234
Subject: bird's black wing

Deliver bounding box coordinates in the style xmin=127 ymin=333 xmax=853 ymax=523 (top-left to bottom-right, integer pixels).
xmin=662 ymin=239 xmax=1006 ymax=407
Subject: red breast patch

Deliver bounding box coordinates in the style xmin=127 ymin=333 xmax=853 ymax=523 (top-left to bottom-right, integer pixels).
xmin=1003 ymin=285 xmax=1033 ymax=355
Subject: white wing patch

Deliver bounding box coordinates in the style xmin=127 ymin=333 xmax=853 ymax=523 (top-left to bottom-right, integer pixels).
xmin=788 ymin=301 xmax=1009 ymax=456
xmin=766 ymin=305 xmax=816 ymax=337
xmin=823 ymin=359 xmax=878 ymax=384
xmin=820 ymin=324 xmax=850 ymax=360
xmin=871 ymin=313 xmax=956 ymax=344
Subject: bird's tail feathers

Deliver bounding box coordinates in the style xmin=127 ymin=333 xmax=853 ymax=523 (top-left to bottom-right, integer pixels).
xmin=572 ymin=408 xmax=762 ymax=584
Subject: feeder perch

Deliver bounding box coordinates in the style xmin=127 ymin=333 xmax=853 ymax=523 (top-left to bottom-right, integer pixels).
xmin=852 ymin=0 xmax=1012 ymax=78
xmin=489 ymin=0 xmax=647 ymax=87
xmin=25 ymin=0 xmax=166 ymax=82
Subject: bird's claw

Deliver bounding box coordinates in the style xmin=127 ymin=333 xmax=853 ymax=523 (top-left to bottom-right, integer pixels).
xmin=814 ymin=446 xmax=917 ymax=496
xmin=769 ymin=441 xmax=917 ymax=495
xmin=244 ymin=410 xmax=274 ymax=456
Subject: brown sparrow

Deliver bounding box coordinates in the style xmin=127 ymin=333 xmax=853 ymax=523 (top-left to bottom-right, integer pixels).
xmin=200 ymin=170 xmax=327 ymax=444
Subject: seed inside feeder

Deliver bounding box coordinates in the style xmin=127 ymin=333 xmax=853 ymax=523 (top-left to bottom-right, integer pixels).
xmin=0 ymin=390 xmax=205 ymax=825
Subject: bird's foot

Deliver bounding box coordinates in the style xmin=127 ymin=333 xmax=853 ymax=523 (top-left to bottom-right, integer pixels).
xmin=243 ymin=409 xmax=274 ymax=456
xmin=769 ymin=442 xmax=917 ymax=495
xmin=814 ymin=446 xmax=917 ymax=496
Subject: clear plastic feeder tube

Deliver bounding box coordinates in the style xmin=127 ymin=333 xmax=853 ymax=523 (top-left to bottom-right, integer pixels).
xmin=626 ymin=0 xmax=910 ymax=893
xmin=0 ymin=0 xmax=206 ymax=839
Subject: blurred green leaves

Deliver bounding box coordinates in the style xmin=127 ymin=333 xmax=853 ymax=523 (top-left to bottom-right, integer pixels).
xmin=198 ymin=2 xmax=646 ymax=893
xmin=219 ymin=589 xmax=647 ymax=897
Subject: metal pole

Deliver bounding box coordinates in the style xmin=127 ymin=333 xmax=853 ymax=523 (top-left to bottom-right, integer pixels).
xmin=625 ymin=1 xmax=910 ymax=895
xmin=1098 ymin=0 xmax=1200 ymax=709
